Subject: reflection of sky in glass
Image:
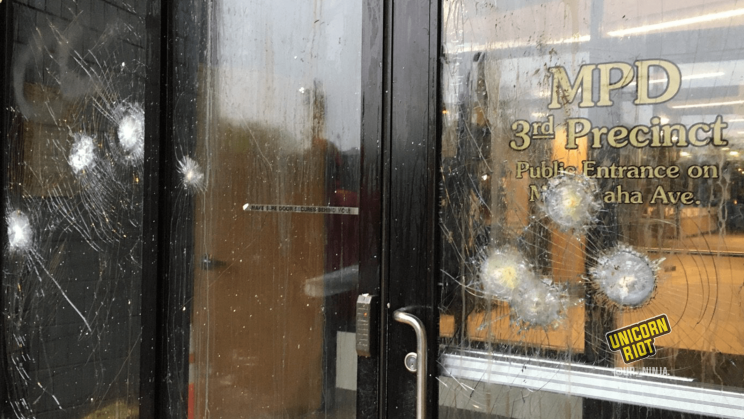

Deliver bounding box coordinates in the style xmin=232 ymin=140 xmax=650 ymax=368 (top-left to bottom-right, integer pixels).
xmin=216 ymin=0 xmax=362 ymax=150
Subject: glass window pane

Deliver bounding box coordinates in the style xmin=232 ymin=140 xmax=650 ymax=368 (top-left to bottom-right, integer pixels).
xmin=3 ymin=1 xmax=147 ymax=417
xmin=440 ymin=1 xmax=744 ymax=417
xmin=170 ymin=1 xmax=362 ymax=417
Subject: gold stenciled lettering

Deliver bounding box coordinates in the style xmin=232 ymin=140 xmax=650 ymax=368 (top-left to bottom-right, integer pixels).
xmin=565 ymin=117 xmax=728 ymax=150
xmin=597 ymin=62 xmax=635 ymax=107
xmin=511 ymin=120 xmax=531 ymax=151
xmin=529 ymin=184 xmax=541 ymax=202
xmin=603 ymin=185 xmax=643 ymax=204
xmin=582 ymin=161 xmax=681 ymax=180
xmin=516 ymin=162 xmax=530 ymax=179
xmin=549 ymin=59 xmax=681 ymax=109
xmin=634 ymin=59 xmax=682 ymax=105
xmin=629 ymin=125 xmax=650 ymax=147
xmin=512 ymin=60 xmax=729 ymax=153
xmin=650 ymin=186 xmax=696 ymax=205
xmin=566 ymin=118 xmax=591 ymax=149
xmin=511 ymin=115 xmax=726 ymax=152
xmin=548 ymin=65 xmax=596 ymax=109
xmin=607 ymin=126 xmax=629 ymax=148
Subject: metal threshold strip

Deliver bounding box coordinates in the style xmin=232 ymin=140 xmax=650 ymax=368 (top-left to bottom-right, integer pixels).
xmin=440 ymin=350 xmax=744 ymax=418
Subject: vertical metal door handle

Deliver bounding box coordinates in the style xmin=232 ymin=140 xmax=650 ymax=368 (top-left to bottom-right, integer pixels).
xmin=393 ymin=308 xmax=427 ymax=419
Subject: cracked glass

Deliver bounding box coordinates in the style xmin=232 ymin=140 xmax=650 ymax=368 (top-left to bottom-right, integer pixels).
xmin=3 ymin=0 xmax=362 ymax=418
xmin=3 ymin=0 xmax=146 ymax=418
xmin=439 ymin=1 xmax=744 ymax=418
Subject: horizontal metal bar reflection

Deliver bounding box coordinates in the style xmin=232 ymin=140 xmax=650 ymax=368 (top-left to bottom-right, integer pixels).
xmin=440 ymin=351 xmax=744 ymax=419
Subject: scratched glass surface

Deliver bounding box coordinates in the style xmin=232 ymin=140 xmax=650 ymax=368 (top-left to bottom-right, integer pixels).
xmin=439 ymin=1 xmax=744 ymax=417
xmin=3 ymin=1 xmax=146 ymax=418
xmin=171 ymin=0 xmax=361 ymax=418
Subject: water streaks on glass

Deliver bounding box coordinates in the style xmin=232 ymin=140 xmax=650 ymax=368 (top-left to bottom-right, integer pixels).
xmin=439 ymin=1 xmax=744 ymax=417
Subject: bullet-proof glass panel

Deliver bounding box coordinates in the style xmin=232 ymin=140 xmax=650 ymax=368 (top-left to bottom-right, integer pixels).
xmin=3 ymin=0 xmax=147 ymax=417
xmin=440 ymin=1 xmax=744 ymax=418
xmin=170 ymin=1 xmax=362 ymax=417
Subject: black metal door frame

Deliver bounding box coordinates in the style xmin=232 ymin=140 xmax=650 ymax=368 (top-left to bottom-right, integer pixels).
xmin=0 ymin=0 xmax=14 ymax=413
xmin=384 ymin=0 xmax=441 ymax=417
xmin=357 ymin=0 xmax=442 ymax=418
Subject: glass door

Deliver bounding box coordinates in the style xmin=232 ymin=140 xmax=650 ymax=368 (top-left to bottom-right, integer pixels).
xmin=169 ymin=1 xmax=363 ymax=418
xmin=437 ymin=1 xmax=744 ymax=418
xmin=1 ymin=0 xmax=370 ymax=418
